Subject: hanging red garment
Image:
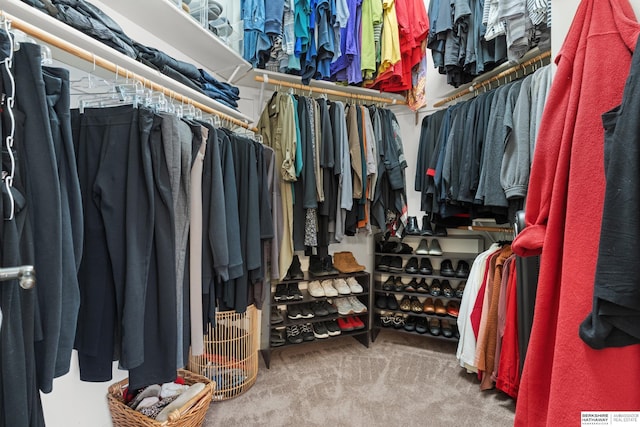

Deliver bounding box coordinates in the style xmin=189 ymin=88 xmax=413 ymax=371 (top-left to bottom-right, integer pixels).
xmin=511 ymin=0 xmax=640 ymax=425
xmin=495 ymin=259 xmax=519 ymax=399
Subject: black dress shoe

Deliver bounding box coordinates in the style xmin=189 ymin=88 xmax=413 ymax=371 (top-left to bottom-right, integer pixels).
xmin=440 ymin=259 xmax=455 ymax=277
xmin=441 ymin=280 xmax=454 ymax=298
xmin=405 ymin=216 xmax=421 ymax=235
xmin=375 ymin=294 xmax=388 ymax=309
xmin=455 ymin=260 xmax=470 ymax=278
xmin=429 ymin=318 xmax=441 ymax=336
xmin=383 ymin=276 xmax=395 ymax=291
xmin=419 ymin=258 xmax=433 ymax=275
xmin=415 ymin=317 xmax=428 ymax=334
xmin=404 ymin=316 xmax=417 ymax=332
xmin=420 ymin=215 xmax=434 ymax=236
xmin=387 ymin=294 xmax=399 ymax=310
xmin=441 ymin=319 xmax=453 ymax=338
xmin=405 ymin=257 xmax=419 ymax=274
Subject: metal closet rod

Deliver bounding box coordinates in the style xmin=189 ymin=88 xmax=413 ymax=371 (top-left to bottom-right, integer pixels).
xmin=255 ymin=74 xmax=407 ymax=105
xmin=2 ymin=11 xmax=257 ymax=132
xmin=433 ymin=50 xmax=552 ymax=108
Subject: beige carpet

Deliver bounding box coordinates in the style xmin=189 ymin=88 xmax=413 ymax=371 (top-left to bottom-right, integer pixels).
xmin=203 ymin=329 xmax=515 ymax=427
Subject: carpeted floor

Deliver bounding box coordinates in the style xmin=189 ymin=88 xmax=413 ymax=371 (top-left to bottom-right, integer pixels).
xmin=203 ymin=329 xmax=515 ymax=427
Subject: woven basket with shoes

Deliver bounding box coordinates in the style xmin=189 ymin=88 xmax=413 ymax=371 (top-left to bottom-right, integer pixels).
xmin=107 ymin=369 xmax=215 ymax=427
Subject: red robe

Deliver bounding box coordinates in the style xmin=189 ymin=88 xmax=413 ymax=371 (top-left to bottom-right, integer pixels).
xmin=511 ymin=0 xmax=640 ymax=425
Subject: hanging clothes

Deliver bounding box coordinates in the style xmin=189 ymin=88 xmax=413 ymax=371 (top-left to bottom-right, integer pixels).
xmin=511 ymin=1 xmax=640 ymax=425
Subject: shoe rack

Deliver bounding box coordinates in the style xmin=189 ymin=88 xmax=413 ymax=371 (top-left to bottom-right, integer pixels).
xmin=261 ymin=271 xmax=371 ymax=369
xmin=372 ymin=234 xmax=484 ymax=343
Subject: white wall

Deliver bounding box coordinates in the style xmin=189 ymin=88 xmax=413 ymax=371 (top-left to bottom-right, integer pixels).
xmin=42 ymin=0 xmax=640 ymax=426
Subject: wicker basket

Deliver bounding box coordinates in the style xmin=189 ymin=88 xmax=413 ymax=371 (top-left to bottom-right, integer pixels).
xmin=188 ymin=305 xmax=259 ymax=401
xmin=107 ymin=369 xmax=215 ymax=427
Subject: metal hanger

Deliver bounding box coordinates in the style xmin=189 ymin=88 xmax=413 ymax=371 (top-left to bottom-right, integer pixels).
xmin=1 ymin=17 xmax=16 ymax=220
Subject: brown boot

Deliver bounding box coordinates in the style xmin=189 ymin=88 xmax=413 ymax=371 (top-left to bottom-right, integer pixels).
xmin=333 ymin=251 xmax=365 ymax=273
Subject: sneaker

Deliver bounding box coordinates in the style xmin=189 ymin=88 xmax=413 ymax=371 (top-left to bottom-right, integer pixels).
xmin=334 ymin=297 xmax=354 ymax=315
xmin=299 ymin=304 xmax=314 ymax=319
xmin=287 ymin=283 xmax=303 ymax=300
xmin=320 ymin=279 xmax=338 ymax=297
xmin=337 ymin=317 xmax=355 ymax=331
xmin=299 ymin=323 xmax=316 ymax=341
xmin=322 ymin=300 xmax=338 ymax=315
xmin=428 ymin=239 xmax=443 ymax=256
xmin=312 ymin=322 xmax=329 ymax=339
xmin=415 ymin=239 xmax=429 ymax=255
xmin=346 ymin=276 xmax=364 ymax=293
xmin=347 ymin=296 xmax=367 ymax=314
xmin=270 ymin=307 xmax=284 ymax=325
xmin=274 ymin=283 xmax=288 ymax=301
xmin=284 ymin=255 xmax=304 ymax=280
xmin=310 ymin=301 xmax=329 ymax=317
xmin=287 ymin=305 xmax=302 ymax=320
xmin=308 ymin=280 xmax=325 ymax=298
xmin=333 ymin=278 xmax=351 ymax=295
xmin=325 ymin=320 xmax=341 ymax=336
xmin=382 ymin=276 xmax=395 ymax=291
xmin=350 ymin=316 xmax=365 ymax=330
xmin=270 ymin=328 xmax=286 ymax=346
xmin=286 ymin=325 xmax=303 ymax=344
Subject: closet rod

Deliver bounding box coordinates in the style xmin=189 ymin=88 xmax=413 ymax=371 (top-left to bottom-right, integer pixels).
xmin=433 ymin=50 xmax=552 ymax=108
xmin=255 ymin=74 xmax=407 ymax=105
xmin=2 ymin=12 xmax=258 ymax=132
xmin=456 ymin=225 xmax=514 ymax=233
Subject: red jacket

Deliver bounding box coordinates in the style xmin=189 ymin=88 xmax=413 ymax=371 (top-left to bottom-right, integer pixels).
xmin=512 ymin=0 xmax=640 ymax=425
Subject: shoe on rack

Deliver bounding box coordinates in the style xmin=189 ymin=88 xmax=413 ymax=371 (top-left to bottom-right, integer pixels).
xmin=416 ymin=278 xmax=429 ymax=293
xmin=308 ymin=255 xmax=326 ymax=277
xmin=299 ymin=304 xmax=314 ymax=319
xmin=455 ymin=281 xmax=466 ymax=299
xmin=441 ymin=319 xmax=453 ymax=338
xmin=287 ymin=283 xmax=303 ymax=300
xmin=399 ymin=243 xmax=414 ymax=254
xmin=388 ymin=256 xmax=404 ymax=273
xmin=299 ymin=323 xmax=316 ymax=341
xmin=419 ymin=258 xmax=433 ymax=275
xmin=310 ymin=301 xmax=329 ymax=317
xmin=308 ymin=280 xmax=325 ymax=298
xmin=322 ymin=255 xmax=340 ymax=276
xmin=350 ymin=316 xmax=365 ymax=330
xmin=271 ymin=307 xmax=284 ymax=325
xmin=375 ymin=293 xmax=388 ymax=309
xmin=274 ymin=283 xmax=288 ymax=301
xmin=428 ymin=318 xmax=441 ymax=336
xmin=404 ymin=315 xmax=417 ymax=332
xmin=270 ymin=328 xmax=286 ymax=346
xmin=433 ymin=223 xmax=448 ymax=237
xmin=380 ymin=312 xmax=394 ymax=328
xmin=394 ymin=276 xmax=405 ymax=292
xmin=287 ymin=305 xmax=302 ymax=320
xmin=325 ymin=320 xmax=342 ymax=336
xmin=429 ymin=279 xmax=441 ymax=297
xmin=428 ymin=239 xmax=443 ymax=256
xmin=420 ymin=215 xmax=434 ymax=236
xmin=387 ymin=294 xmax=399 ymax=310
xmin=415 ymin=317 xmax=428 ymax=334
xmin=321 ymin=279 xmax=339 ymax=297
xmin=286 ymin=325 xmax=304 ymax=344
xmin=405 ymin=216 xmax=421 ymax=235
xmin=441 ymin=280 xmax=454 ymax=298
xmin=434 ymin=299 xmax=447 ymax=316
xmin=415 ymin=238 xmax=429 ymax=255
xmin=446 ymin=301 xmax=460 ymax=317
xmin=322 ymin=300 xmax=338 ymax=315
xmin=405 ymin=278 xmax=418 ymax=292
xmin=347 ymin=296 xmax=368 ymax=314
xmin=410 ymin=296 xmax=423 ymax=313
xmin=333 ymin=278 xmax=351 ymax=295
xmin=393 ymin=314 xmax=406 ymax=329
xmin=405 ymin=257 xmax=419 ymax=274
xmin=455 ymin=260 xmax=470 ymax=278
xmin=334 ymin=297 xmax=355 ymax=315
xmin=337 ymin=317 xmax=355 ymax=331
xmin=333 ymin=251 xmax=365 ymax=273
xmin=284 ymin=255 xmax=304 ymax=280
xmin=377 ymin=255 xmax=392 ymax=271
xmin=383 ymin=276 xmax=395 ymax=291
xmin=423 ymin=297 xmax=435 ymax=314
xmin=440 ymin=259 xmax=455 ymax=277
xmin=346 ymin=276 xmax=364 ymax=293
xmin=399 ymin=295 xmax=411 ymax=312
xmin=313 ymin=322 xmax=329 ymax=339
